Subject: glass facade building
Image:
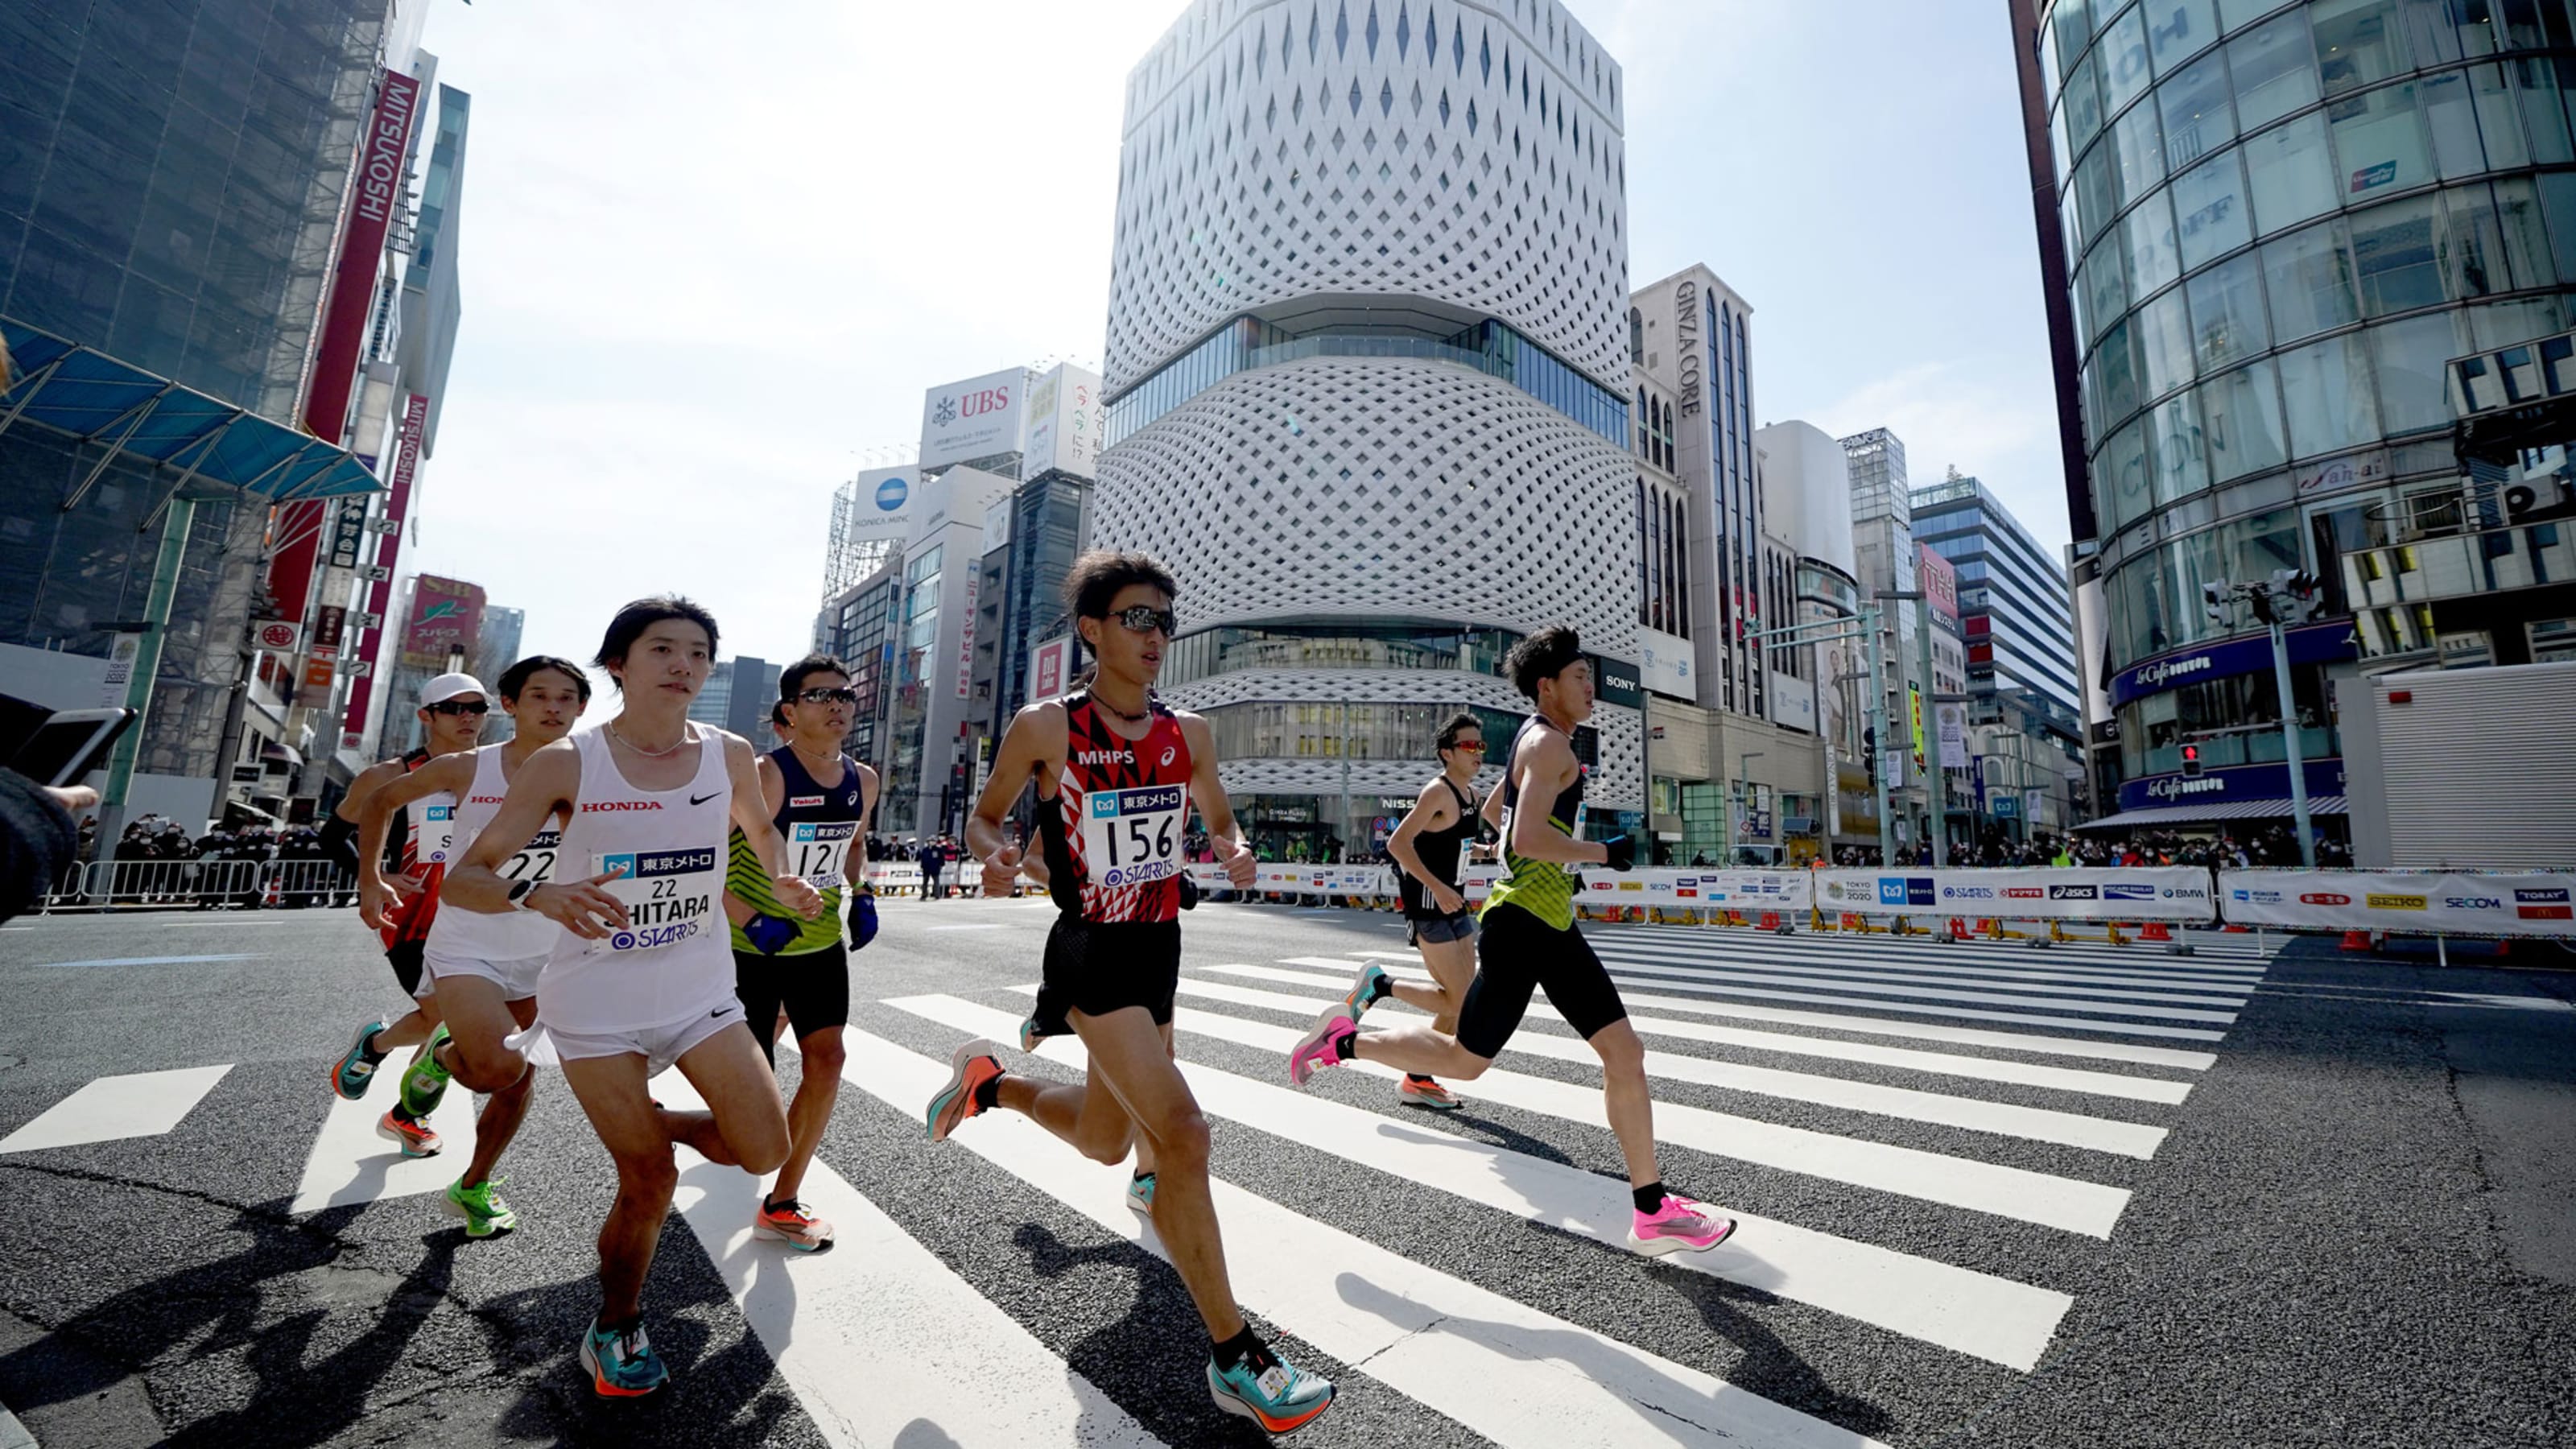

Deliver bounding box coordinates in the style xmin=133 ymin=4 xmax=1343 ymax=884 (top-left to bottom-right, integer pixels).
xmin=2018 ymin=0 xmax=2576 ymax=819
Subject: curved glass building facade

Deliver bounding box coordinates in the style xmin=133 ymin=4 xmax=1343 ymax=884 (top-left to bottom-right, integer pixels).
xmin=2021 ymin=0 xmax=2576 ymax=816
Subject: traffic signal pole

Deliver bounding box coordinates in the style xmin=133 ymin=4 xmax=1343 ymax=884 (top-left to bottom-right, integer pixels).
xmin=2267 ymin=614 xmax=2316 ymax=868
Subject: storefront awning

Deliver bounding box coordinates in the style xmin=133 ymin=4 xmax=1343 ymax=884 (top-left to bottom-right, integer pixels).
xmin=2075 ymin=795 xmax=2349 ymax=832
xmin=2 ymin=319 xmax=382 ymax=502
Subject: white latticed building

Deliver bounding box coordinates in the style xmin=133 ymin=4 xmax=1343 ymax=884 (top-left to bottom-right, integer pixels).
xmin=1094 ymin=0 xmax=1641 ymax=855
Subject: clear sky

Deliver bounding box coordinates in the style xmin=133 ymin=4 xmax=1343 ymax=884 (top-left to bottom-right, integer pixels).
xmin=410 ymin=0 xmax=2064 ymax=668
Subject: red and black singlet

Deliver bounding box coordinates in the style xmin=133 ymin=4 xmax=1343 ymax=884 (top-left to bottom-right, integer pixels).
xmin=1034 ymin=691 xmax=1193 ymax=924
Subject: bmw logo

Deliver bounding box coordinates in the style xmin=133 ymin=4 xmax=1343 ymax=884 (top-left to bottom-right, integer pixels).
xmin=876 ymin=477 xmax=908 ymax=510
xmin=611 ymin=931 xmax=635 ymax=951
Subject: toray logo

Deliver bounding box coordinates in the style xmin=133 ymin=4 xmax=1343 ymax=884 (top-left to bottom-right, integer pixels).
xmin=875 ymin=477 xmax=908 ymax=511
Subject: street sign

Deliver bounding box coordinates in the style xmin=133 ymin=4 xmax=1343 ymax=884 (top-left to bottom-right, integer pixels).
xmin=361 ymin=564 xmax=392 ymax=581
xmin=252 ymin=619 xmax=299 ymax=653
xmin=343 ymin=660 xmax=373 ymax=678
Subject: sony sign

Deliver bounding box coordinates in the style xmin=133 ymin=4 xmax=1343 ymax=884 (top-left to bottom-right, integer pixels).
xmin=919 ymin=366 xmax=1027 ymax=469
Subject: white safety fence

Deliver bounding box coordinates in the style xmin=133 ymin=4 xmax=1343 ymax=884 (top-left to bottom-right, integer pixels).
xmin=2218 ymin=869 xmax=2576 ymax=939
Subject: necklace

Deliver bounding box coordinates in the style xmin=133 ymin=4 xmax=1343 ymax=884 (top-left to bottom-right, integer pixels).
xmin=609 ymin=722 xmax=691 ymax=758
xmin=789 ymin=740 xmax=842 ymax=774
xmin=1093 ymin=691 xmax=1150 ymax=724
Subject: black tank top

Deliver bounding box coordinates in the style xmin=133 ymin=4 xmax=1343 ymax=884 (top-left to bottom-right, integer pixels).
xmin=1399 ymin=775 xmax=1480 ymax=919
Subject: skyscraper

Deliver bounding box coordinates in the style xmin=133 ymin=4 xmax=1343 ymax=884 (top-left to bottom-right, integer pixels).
xmin=1092 ymin=0 xmax=1640 ymax=854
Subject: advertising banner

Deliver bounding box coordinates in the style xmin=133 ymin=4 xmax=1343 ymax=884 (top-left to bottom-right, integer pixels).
xmin=1938 ymin=702 xmax=1968 ymax=769
xmin=954 ymin=572 xmax=979 ymax=700
xmin=1639 ymin=626 xmax=1694 ymax=700
xmin=400 ymin=575 xmax=486 ymax=669
xmin=2218 ymin=871 xmax=2576 ymax=937
xmin=327 ymin=499 xmax=369 ymax=571
xmin=1021 ymin=363 xmax=1106 ymax=481
xmin=1590 ymin=655 xmax=1645 ymax=710
xmin=919 ymin=367 xmax=1026 ymax=469
xmin=1029 ymin=636 xmax=1074 ymax=706
xmin=341 ymin=393 xmax=426 ymax=749
xmin=1814 ymin=868 xmax=2217 ymax=922
xmin=1909 ymin=684 xmax=1926 ymax=771
xmin=1916 ymin=543 xmax=1960 ymax=622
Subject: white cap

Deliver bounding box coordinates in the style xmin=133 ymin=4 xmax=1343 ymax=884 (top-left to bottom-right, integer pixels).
xmin=419 ymin=672 xmax=488 ymax=706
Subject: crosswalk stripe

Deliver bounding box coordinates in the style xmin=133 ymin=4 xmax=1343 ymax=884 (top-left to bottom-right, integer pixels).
xmin=1584 ymin=948 xmax=2254 ymax=1009
xmin=1278 ymin=959 xmax=2223 ymax=1067
xmin=1163 ymin=974 xmax=2167 ymax=1158
xmin=0 ymin=1065 xmax=232 ymax=1154
xmin=886 ymin=993 xmax=2073 ymax=1374
xmin=1206 ymin=963 xmax=2195 ymax=1104
xmin=832 ymin=1024 xmax=1889 ymax=1448
xmin=1009 ymin=986 xmax=2132 ymax=1237
xmin=652 ymin=1075 xmax=1169 ymax=1447
xmin=1590 ymin=957 xmax=2244 ymax=1021
xmin=1581 ymin=927 xmax=2273 ymax=974
xmin=289 ymin=1085 xmax=488 ymax=1214
xmin=1583 ymin=939 xmax=2269 ymax=993
xmin=1583 ymin=968 xmax=2234 ymax=1042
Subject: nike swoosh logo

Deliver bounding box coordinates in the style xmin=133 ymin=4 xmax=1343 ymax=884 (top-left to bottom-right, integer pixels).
xmin=709 ymin=1005 xmax=727 ymax=1018
xmin=689 ymin=792 xmax=720 ymax=805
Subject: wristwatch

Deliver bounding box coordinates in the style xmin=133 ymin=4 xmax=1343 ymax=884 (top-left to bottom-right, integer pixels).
xmin=506 ymin=878 xmax=540 ymax=911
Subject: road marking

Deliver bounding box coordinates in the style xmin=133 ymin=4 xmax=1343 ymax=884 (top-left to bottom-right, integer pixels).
xmin=288 ymin=1082 xmax=489 ymax=1214
xmin=889 ymin=993 xmax=2074 ymax=1373
xmin=35 ymin=954 xmax=264 ymax=968
xmin=1583 ymin=949 xmax=2252 ymax=1009
xmin=1582 ymin=968 xmax=2233 ymax=1042
xmin=1210 ymin=962 xmax=2194 ymax=1103
xmin=1584 ymin=928 xmax=2274 ymax=977
xmin=0 ymin=1065 xmax=233 ymax=1154
xmin=925 ymin=923 xmax=1011 ymax=931
xmin=836 ymin=1024 xmax=1891 ymax=1448
xmin=652 ymin=1075 xmax=1168 ymax=1448
xmin=1591 ymin=956 xmax=2243 ymax=1022
xmin=1008 ymin=986 xmax=2132 ymax=1237
xmin=1587 ymin=939 xmax=2268 ymax=992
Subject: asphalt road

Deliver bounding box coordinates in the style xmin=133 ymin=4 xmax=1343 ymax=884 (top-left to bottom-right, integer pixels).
xmin=0 ymin=894 xmax=2569 ymax=1447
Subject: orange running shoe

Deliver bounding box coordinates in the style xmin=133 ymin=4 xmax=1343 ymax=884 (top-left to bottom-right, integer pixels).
xmin=925 ymin=1038 xmax=1005 ymax=1142
xmin=375 ymin=1109 xmax=441 ymax=1158
xmin=753 ymin=1197 xmax=836 ymax=1253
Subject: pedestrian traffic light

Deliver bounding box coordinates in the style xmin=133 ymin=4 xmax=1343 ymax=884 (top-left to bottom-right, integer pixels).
xmin=2180 ymin=742 xmax=2203 ymax=778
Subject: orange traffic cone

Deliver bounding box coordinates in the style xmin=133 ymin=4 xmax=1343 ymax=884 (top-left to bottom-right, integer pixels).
xmin=261 ymin=876 xmax=281 ymax=909
xmin=1947 ymin=916 xmax=1970 ymax=941
xmin=2340 ymin=929 xmax=2374 ymax=952
xmin=2140 ymin=921 xmax=2173 ymax=942
xmin=1758 ymin=910 xmax=1782 ymax=933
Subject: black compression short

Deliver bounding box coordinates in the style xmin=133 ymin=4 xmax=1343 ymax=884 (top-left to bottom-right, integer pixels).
xmin=1029 ymin=916 xmax=1183 ymax=1037
xmin=386 ymin=939 xmax=425 ymax=997
xmin=733 ymin=944 xmax=852 ymax=1064
xmin=1455 ymin=902 xmax=1629 ymax=1059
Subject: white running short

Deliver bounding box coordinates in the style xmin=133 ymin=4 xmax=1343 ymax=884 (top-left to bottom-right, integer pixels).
xmin=514 ymin=997 xmax=746 ymax=1080
xmin=421 ymin=947 xmax=547 ymax=1002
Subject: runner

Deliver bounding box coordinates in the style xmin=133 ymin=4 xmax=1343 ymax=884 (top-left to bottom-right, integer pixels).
xmin=923 ymin=550 xmax=1336 ymax=1435
xmin=352 ymin=657 xmax=592 ymax=1236
xmin=443 ymin=597 xmax=819 ymax=1398
xmin=323 ymin=672 xmax=488 ymax=1158
xmin=1375 ymin=712 xmax=1499 ymax=1110
xmin=722 ymin=654 xmax=878 ymax=1254
xmin=1288 ymin=625 xmax=1740 ymax=1258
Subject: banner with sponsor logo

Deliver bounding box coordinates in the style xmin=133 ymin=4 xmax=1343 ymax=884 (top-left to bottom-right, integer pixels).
xmin=2218 ymin=871 xmax=2576 ymax=937
xmin=1814 ymin=869 xmax=2217 ymax=922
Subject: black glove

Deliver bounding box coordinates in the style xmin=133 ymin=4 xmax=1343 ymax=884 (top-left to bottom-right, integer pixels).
xmin=1599 ymin=833 xmax=1636 ymax=872
xmin=1178 ymin=873 xmax=1201 ymax=910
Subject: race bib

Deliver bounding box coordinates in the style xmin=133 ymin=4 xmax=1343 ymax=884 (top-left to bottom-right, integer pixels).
xmin=1082 ymin=784 xmax=1183 ymax=889
xmin=596 ymin=847 xmax=719 ymax=953
xmin=789 ymin=820 xmax=858 ymax=890
xmin=500 ymin=829 xmax=560 ymax=888
xmin=417 ymin=799 xmax=456 ymax=865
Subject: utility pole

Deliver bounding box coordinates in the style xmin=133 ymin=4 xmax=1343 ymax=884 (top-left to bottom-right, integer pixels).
xmin=1877 ymin=589 xmax=1947 ymax=865
xmin=2201 ymin=572 xmax=2320 ymax=868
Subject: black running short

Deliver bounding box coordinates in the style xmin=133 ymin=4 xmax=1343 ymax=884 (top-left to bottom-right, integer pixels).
xmin=1030 ymin=915 xmax=1183 ymax=1036
xmin=1406 ymin=908 xmax=1477 ymax=947
xmin=386 ymin=939 xmax=425 ymax=997
xmin=1455 ymin=902 xmax=1629 ymax=1059
xmin=733 ymin=944 xmax=852 ymax=1064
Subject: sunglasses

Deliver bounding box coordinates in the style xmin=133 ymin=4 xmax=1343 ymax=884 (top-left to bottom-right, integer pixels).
xmin=794 ymin=686 xmax=859 ymax=704
xmin=426 ymin=700 xmax=489 ymax=716
xmin=1110 ymin=605 xmax=1179 ymax=636
xmin=1443 ymin=740 xmax=1487 ymax=753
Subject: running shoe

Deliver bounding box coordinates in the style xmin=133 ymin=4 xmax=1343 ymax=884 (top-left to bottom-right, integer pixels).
xmin=1208 ymin=1344 xmax=1336 ymax=1435
xmin=398 ymin=1024 xmax=453 ymax=1118
xmin=375 ymin=1109 xmax=441 ymax=1158
xmin=444 ymin=1176 xmax=518 ymax=1238
xmin=753 ymin=1198 xmax=836 ymax=1253
xmin=1340 ymin=961 xmax=1393 ymax=1018
xmin=1399 ymin=1076 xmax=1463 ymax=1111
xmin=925 ymin=1038 xmax=1005 ymax=1142
xmin=1629 ymin=1193 xmax=1739 ymax=1257
xmin=580 ymin=1316 xmax=668 ymax=1398
xmin=1017 ymin=1013 xmax=1050 ymax=1053
xmin=1125 ymin=1171 xmax=1157 ymax=1216
xmin=332 ymin=1019 xmax=386 ymax=1100
xmin=1288 ymin=1005 xmax=1356 ymax=1088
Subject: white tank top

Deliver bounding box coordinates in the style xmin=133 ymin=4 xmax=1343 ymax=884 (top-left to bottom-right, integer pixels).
xmin=535 ymin=724 xmax=735 ymax=1033
xmin=424 ymin=745 xmax=566 ymax=965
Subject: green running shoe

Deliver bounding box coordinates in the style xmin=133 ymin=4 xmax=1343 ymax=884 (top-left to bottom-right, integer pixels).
xmin=399 ymin=1024 xmax=453 ymax=1118
xmin=332 ymin=1019 xmax=387 ymax=1100
xmin=1208 ymin=1342 xmax=1335 ymax=1435
xmin=444 ymin=1175 xmax=518 ymax=1238
xmin=1125 ymin=1171 xmax=1156 ymax=1216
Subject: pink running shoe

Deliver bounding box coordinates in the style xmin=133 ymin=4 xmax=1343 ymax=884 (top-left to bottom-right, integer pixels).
xmin=1629 ymin=1193 xmax=1738 ymax=1256
xmin=1288 ymin=1005 xmax=1357 ymax=1088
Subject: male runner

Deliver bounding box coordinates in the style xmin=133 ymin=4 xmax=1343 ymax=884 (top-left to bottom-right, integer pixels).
xmin=721 ymin=654 xmax=879 ymax=1253
xmin=444 ymin=597 xmax=819 ymax=1398
xmin=353 ymin=657 xmax=592 ymax=1236
xmin=1289 ymin=625 xmax=1739 ymax=1257
xmin=1373 ymin=712 xmax=1497 ymax=1110
xmin=324 ymin=671 xmax=488 ymax=1157
xmin=923 ymin=551 xmax=1336 ymax=1435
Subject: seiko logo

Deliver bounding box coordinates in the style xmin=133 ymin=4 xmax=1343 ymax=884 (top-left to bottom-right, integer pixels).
xmin=1075 ymin=749 xmax=1134 ymax=766
xmin=582 ymin=801 xmax=664 ymax=812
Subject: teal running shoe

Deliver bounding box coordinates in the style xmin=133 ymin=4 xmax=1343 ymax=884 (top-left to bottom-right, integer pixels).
xmin=1125 ymin=1171 xmax=1156 ymax=1216
xmin=332 ymin=1020 xmax=387 ymax=1100
xmin=398 ymin=1024 xmax=452 ymax=1117
xmin=444 ymin=1176 xmax=518 ymax=1238
xmin=1208 ymin=1343 xmax=1335 ymax=1435
xmin=1340 ymin=961 xmax=1393 ymax=1018
xmin=580 ymin=1317 xmax=667 ymax=1398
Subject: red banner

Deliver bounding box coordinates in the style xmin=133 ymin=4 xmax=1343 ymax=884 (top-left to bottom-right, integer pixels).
xmin=340 ymin=393 xmax=427 ymax=752
xmin=272 ymin=68 xmax=420 ymax=626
